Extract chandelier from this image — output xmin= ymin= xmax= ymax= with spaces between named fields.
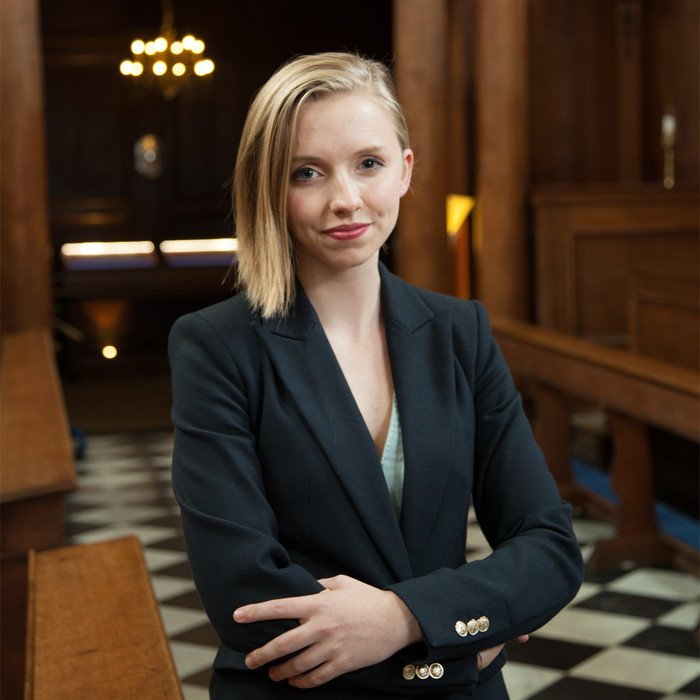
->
xmin=119 ymin=0 xmax=214 ymax=99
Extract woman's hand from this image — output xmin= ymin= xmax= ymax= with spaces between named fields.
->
xmin=478 ymin=634 xmax=530 ymax=671
xmin=233 ymin=574 xmax=422 ymax=688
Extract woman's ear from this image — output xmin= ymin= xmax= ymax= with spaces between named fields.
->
xmin=399 ymin=148 xmax=414 ymax=197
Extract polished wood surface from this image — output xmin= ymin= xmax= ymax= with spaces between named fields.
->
xmin=0 ymin=0 xmax=52 ymax=334
xmin=393 ymin=0 xmax=451 ymax=294
xmin=533 ymin=184 xmax=699 ymax=344
xmin=1 ymin=329 xmax=76 ymax=513
xmin=492 ymin=314 xmax=699 ymax=440
xmin=25 ymin=537 xmax=183 ymax=699
xmin=473 ymin=0 xmax=530 ymax=317
xmin=0 ymin=328 xmax=76 ymax=699
xmin=492 ymin=314 xmax=699 ymax=571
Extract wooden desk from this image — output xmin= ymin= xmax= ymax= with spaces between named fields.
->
xmin=25 ymin=536 xmax=183 ymax=699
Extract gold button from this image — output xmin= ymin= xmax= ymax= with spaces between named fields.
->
xmin=402 ymin=664 xmax=416 ymax=680
xmin=477 ymin=615 xmax=490 ymax=632
xmin=455 ymin=620 xmax=468 ymax=637
xmin=467 ymin=618 xmax=479 ymax=635
xmin=429 ymin=662 xmax=444 ymax=679
xmin=416 ymin=664 xmax=430 ymax=679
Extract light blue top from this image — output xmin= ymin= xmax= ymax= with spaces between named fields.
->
xmin=380 ymin=392 xmax=404 ymax=517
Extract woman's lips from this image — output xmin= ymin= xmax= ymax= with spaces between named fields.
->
xmin=322 ymin=223 xmax=370 ymax=241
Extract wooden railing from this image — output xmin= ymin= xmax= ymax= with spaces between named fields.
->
xmin=491 ymin=315 xmax=700 ymax=573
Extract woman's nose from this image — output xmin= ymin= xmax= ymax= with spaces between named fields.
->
xmin=329 ymin=174 xmax=362 ymax=213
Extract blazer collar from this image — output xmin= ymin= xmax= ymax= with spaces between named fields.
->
xmin=258 ymin=264 xmax=455 ymax=577
xmin=258 ymin=263 xmax=435 ymax=339
xmin=257 ymin=274 xmax=411 ymax=581
xmin=380 ymin=267 xmax=457 ymax=573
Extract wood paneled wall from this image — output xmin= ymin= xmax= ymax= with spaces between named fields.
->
xmin=36 ymin=0 xmax=700 ymax=358
xmin=528 ymin=0 xmax=699 ymax=186
xmin=393 ymin=0 xmax=698 ymax=317
xmin=41 ymin=0 xmax=392 ymax=250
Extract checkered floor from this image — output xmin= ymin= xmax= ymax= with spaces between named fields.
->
xmin=64 ymin=431 xmax=700 ymax=700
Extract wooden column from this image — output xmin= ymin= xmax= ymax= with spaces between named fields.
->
xmin=615 ymin=0 xmax=643 ymax=181
xmin=0 ymin=0 xmax=52 ymax=335
xmin=392 ymin=0 xmax=452 ymax=294
xmin=473 ymin=0 xmax=530 ymax=318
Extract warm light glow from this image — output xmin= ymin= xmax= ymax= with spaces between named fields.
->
xmin=160 ymin=238 xmax=238 ymax=254
xmin=102 ymin=345 xmax=118 ymax=360
xmin=194 ymin=59 xmax=214 ymax=76
xmin=121 ymin=21 xmax=214 ymax=98
xmin=61 ymin=241 xmax=155 ymax=257
xmin=446 ymin=194 xmax=476 ymax=237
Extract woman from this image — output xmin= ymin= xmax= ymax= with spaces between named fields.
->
xmin=169 ymin=52 xmax=584 ymax=699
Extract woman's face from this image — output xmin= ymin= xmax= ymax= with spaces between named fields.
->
xmin=286 ymin=92 xmax=413 ymax=279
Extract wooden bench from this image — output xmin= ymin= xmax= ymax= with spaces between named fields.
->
xmin=1 ymin=328 xmax=78 ymax=698
xmin=25 ymin=536 xmax=184 ymax=699
xmin=491 ymin=315 xmax=700 ymax=573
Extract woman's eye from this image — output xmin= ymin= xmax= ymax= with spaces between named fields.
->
xmin=292 ymin=167 xmax=317 ymax=181
xmin=360 ymin=158 xmax=383 ymax=170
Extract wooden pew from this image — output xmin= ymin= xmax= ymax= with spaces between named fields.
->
xmin=491 ymin=315 xmax=700 ymax=573
xmin=1 ymin=328 xmax=78 ymax=698
xmin=25 ymin=536 xmax=184 ymax=699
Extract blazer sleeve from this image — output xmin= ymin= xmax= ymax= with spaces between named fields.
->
xmin=387 ymin=301 xmax=584 ymax=663
xmin=169 ymin=310 xmax=325 ymax=655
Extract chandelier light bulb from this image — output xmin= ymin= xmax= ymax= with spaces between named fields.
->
xmin=120 ymin=10 xmax=215 ymax=99
xmin=194 ymin=59 xmax=214 ymax=76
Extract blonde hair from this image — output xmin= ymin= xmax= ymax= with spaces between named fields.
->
xmin=233 ymin=52 xmax=409 ymax=318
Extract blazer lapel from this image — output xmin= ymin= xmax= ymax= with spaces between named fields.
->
xmin=380 ymin=266 xmax=457 ymax=573
xmin=256 ymin=286 xmax=412 ymax=582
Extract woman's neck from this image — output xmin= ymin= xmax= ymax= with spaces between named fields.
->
xmin=297 ymin=259 xmax=382 ymax=337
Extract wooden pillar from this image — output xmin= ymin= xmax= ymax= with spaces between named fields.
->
xmin=392 ymin=0 xmax=452 ymax=294
xmin=0 ymin=0 xmax=53 ymax=335
xmin=615 ymin=0 xmax=643 ymax=181
xmin=473 ymin=0 xmax=530 ymax=318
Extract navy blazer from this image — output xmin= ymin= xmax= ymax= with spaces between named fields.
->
xmin=169 ymin=264 xmax=584 ymax=699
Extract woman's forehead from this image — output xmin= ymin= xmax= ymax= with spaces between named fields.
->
xmin=294 ymin=92 xmax=401 ymax=149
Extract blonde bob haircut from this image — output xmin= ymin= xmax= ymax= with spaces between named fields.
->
xmin=233 ymin=51 xmax=409 ymax=318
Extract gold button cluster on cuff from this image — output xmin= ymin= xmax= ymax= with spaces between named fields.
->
xmin=455 ymin=615 xmax=490 ymax=637
xmin=402 ymin=662 xmax=444 ymax=680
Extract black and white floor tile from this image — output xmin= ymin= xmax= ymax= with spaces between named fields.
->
xmin=64 ymin=432 xmax=700 ymax=700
